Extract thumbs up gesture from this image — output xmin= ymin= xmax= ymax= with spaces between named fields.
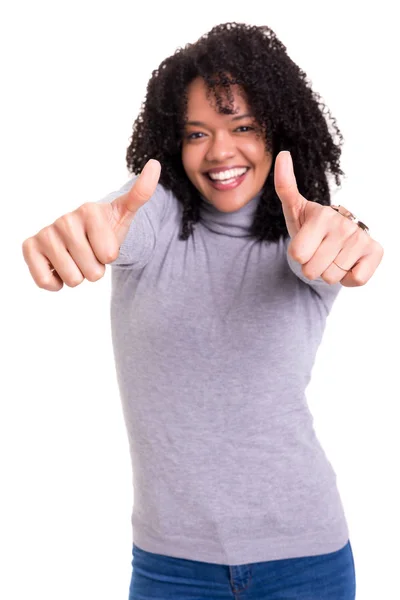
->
xmin=274 ymin=151 xmax=384 ymax=287
xmin=110 ymin=159 xmax=161 ymax=246
xmin=22 ymin=159 xmax=161 ymax=290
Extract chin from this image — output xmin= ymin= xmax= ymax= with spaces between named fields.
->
xmin=220 ymin=201 xmax=247 ymax=212
xmin=205 ymin=193 xmax=253 ymax=212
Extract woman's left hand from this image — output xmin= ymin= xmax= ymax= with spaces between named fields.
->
xmin=274 ymin=151 xmax=384 ymax=287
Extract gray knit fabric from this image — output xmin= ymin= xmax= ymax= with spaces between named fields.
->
xmin=98 ymin=178 xmax=349 ymax=565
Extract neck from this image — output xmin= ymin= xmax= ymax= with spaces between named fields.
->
xmin=198 ymin=192 xmax=262 ymax=237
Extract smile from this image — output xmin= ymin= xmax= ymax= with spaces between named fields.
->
xmin=205 ymin=167 xmax=250 ymax=191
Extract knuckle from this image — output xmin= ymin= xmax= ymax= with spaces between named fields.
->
xmin=339 ymin=218 xmax=356 ymax=237
xmin=105 ymin=246 xmax=119 ymax=263
xmin=352 ymin=273 xmax=367 ymax=286
xmin=38 ymin=225 xmax=56 ymax=245
xmin=86 ymin=265 xmax=105 ymax=282
xmin=301 ymin=266 xmax=316 ymax=280
xmin=349 ymin=222 xmax=359 ymax=236
xmin=21 ymin=237 xmax=33 ymax=260
xmin=54 ymin=212 xmax=76 ymax=236
xmin=37 ymin=275 xmax=56 ymax=289
xmin=290 ymin=247 xmax=306 ymax=264
xmin=77 ymin=202 xmax=96 ymax=219
xmin=375 ymin=241 xmax=384 ymax=257
xmin=331 ymin=210 xmax=357 ymax=237
xmin=354 ymin=227 xmax=367 ymax=243
xmin=21 ymin=237 xmax=31 ymax=250
xmin=322 ymin=273 xmax=338 ymax=285
xmin=66 ymin=275 xmax=84 ymax=288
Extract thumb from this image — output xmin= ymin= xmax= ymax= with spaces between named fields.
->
xmin=111 ymin=159 xmax=161 ymax=244
xmin=274 ymin=151 xmax=306 ymax=238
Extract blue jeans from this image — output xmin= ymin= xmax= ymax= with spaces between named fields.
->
xmin=128 ymin=539 xmax=356 ymax=599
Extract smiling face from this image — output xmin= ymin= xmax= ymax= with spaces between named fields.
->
xmin=181 ymin=77 xmax=273 ymax=212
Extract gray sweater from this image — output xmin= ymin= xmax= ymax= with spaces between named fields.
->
xmin=98 ymin=178 xmax=349 ymax=565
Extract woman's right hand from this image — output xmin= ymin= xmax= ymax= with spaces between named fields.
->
xmin=22 ymin=159 xmax=161 ymax=291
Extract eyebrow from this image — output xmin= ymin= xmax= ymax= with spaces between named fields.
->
xmin=185 ymin=113 xmax=254 ymax=127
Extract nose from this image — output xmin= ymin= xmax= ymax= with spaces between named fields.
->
xmin=205 ymin=132 xmax=236 ymax=163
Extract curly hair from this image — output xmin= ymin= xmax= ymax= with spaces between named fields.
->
xmin=126 ymin=22 xmax=345 ymax=243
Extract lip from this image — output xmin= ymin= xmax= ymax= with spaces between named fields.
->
xmin=204 ymin=165 xmax=250 ymax=174
xmin=204 ymin=168 xmax=249 ymax=191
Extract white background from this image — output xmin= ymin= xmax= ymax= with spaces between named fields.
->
xmin=1 ymin=1 xmax=398 ymax=599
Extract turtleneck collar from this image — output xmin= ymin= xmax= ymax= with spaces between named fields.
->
xmin=198 ymin=191 xmax=263 ymax=237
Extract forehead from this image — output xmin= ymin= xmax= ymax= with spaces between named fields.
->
xmin=185 ymin=77 xmax=249 ymax=119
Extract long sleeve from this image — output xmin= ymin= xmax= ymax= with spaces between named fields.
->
xmin=107 ymin=188 xmax=350 ymax=565
xmin=97 ymin=176 xmax=170 ymax=269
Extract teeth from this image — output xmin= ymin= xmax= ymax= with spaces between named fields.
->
xmin=208 ymin=167 xmax=248 ymax=181
xmin=215 ymin=177 xmax=237 ymax=185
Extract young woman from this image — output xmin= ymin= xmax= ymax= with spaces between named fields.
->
xmin=23 ymin=22 xmax=383 ymax=600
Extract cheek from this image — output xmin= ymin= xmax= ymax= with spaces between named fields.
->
xmin=254 ymin=145 xmax=273 ymax=170
xmin=181 ymin=147 xmax=199 ymax=176
xmin=240 ymin=140 xmax=268 ymax=164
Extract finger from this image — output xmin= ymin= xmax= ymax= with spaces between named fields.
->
xmin=112 ymin=159 xmax=161 ymax=241
xmin=84 ymin=205 xmax=120 ymax=265
xmin=287 ymin=209 xmax=327 ymax=265
xmin=22 ymin=237 xmax=64 ymax=291
xmin=330 ymin=228 xmax=371 ymax=269
xmin=53 ymin=212 xmax=107 ymax=282
xmin=336 ymin=251 xmax=380 ymax=287
xmin=299 ymin=224 xmax=364 ymax=281
xmin=36 ymin=226 xmax=85 ymax=288
xmin=327 ymin=238 xmax=383 ymax=287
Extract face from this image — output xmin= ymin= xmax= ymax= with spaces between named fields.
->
xmin=181 ymin=77 xmax=273 ymax=212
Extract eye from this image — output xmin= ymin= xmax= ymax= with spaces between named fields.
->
xmin=185 ymin=126 xmax=254 ymax=140
xmin=186 ymin=132 xmax=205 ymax=140
xmin=235 ymin=126 xmax=254 ymax=132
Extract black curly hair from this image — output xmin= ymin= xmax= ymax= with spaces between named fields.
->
xmin=126 ymin=22 xmax=345 ymax=243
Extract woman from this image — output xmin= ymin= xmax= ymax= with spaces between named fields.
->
xmin=23 ymin=22 xmax=383 ymax=600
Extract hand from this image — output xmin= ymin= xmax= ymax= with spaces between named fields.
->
xmin=22 ymin=159 xmax=161 ymax=291
xmin=274 ymin=151 xmax=384 ymax=287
